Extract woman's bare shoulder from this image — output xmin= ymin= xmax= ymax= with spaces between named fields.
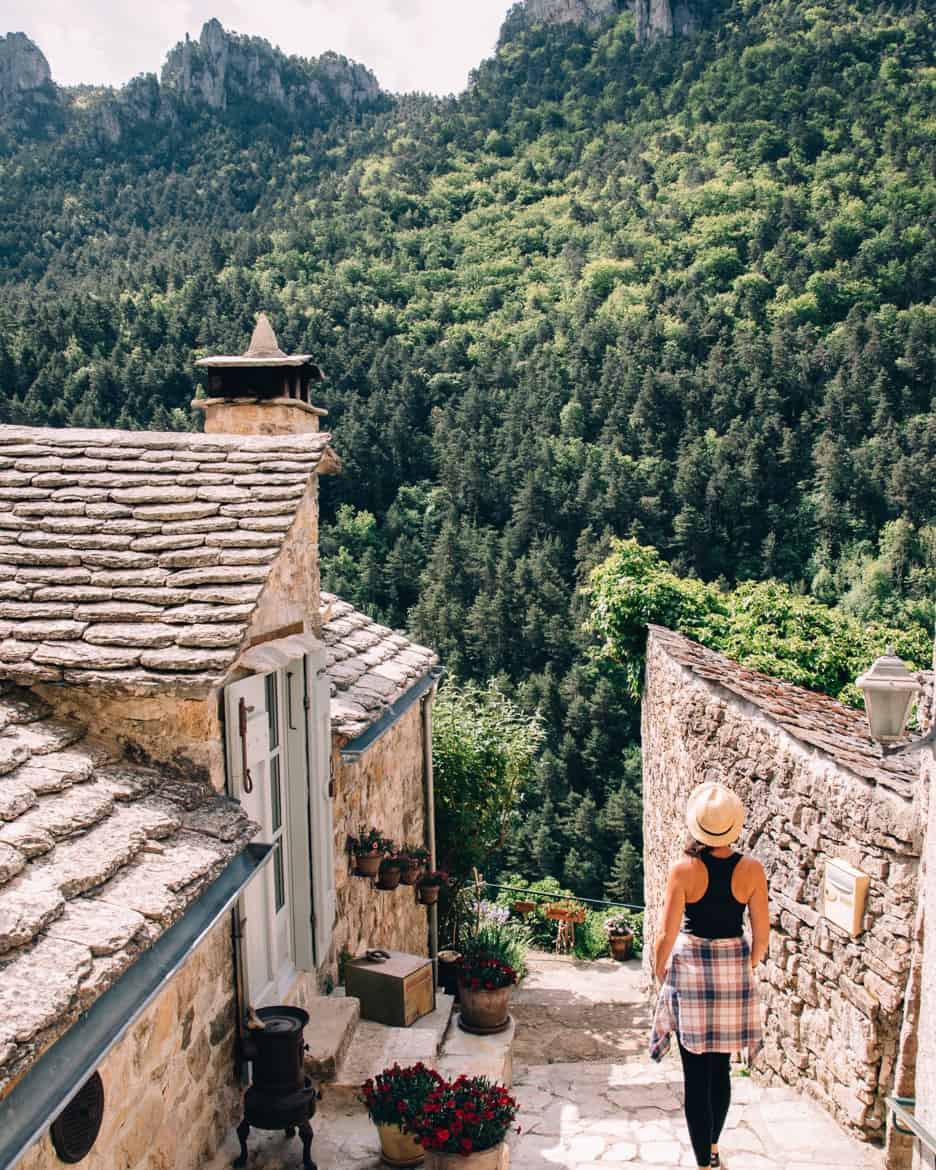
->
xmin=669 ymin=855 xmax=701 ymax=884
xmin=736 ymin=855 xmax=767 ymax=884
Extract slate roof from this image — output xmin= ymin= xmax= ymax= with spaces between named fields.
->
xmin=649 ymin=625 xmax=919 ymax=799
xmin=0 ymin=426 xmax=338 ymax=696
xmin=321 ymin=593 xmax=438 ymax=739
xmin=0 ymin=682 xmax=254 ymax=1097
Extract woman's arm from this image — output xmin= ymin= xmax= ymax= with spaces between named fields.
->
xmin=654 ymin=864 xmax=687 ymax=981
xmin=747 ymin=859 xmax=770 ymax=968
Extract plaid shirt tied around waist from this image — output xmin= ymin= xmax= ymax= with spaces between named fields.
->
xmin=650 ymin=933 xmax=762 ymax=1063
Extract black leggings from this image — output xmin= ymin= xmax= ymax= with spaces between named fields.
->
xmin=678 ymin=1042 xmax=731 ymax=1167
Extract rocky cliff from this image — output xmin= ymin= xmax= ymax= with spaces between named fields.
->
xmin=160 ymin=19 xmax=379 ymax=114
xmin=507 ymin=0 xmax=706 ymax=43
xmin=0 ymin=32 xmax=52 ymax=104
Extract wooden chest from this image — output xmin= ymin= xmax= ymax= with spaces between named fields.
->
xmin=345 ymin=951 xmax=435 ymax=1027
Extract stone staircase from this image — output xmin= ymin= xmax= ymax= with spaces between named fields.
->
xmin=305 ymin=984 xmax=516 ymax=1096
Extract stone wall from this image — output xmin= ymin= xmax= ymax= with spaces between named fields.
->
xmin=911 ymin=649 xmax=935 ymax=1170
xmin=19 ymin=916 xmax=239 ymax=1170
xmin=642 ymin=629 xmax=922 ymax=1145
xmin=245 ymin=477 xmax=321 ymax=645
xmin=326 ymin=701 xmax=429 ymax=981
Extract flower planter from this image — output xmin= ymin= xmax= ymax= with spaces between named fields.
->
xmin=417 ymin=884 xmax=441 ymax=905
xmin=545 ymin=904 xmax=585 ymax=924
xmin=400 ymin=863 xmax=424 ymax=887
xmin=425 ymin=1143 xmax=505 ymax=1170
xmin=378 ymin=1123 xmax=425 ymax=1168
xmin=377 ymin=865 xmax=403 ymax=891
xmin=511 ymin=900 xmax=535 ymax=915
xmin=458 ymin=979 xmax=512 ymax=1033
xmin=609 ymin=932 xmax=634 ymax=961
xmin=355 ymin=853 xmax=382 ymax=879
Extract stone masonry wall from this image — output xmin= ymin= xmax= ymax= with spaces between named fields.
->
xmin=326 ymin=701 xmax=429 ymax=982
xmin=19 ymin=916 xmax=239 ymax=1170
xmin=912 ymin=654 xmax=935 ymax=1170
xmin=642 ymin=632 xmax=922 ymax=1144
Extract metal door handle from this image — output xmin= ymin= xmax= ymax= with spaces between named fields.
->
xmin=238 ymin=697 xmax=255 ymax=793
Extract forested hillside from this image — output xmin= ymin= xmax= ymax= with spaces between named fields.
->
xmin=1 ymin=0 xmax=934 ymax=900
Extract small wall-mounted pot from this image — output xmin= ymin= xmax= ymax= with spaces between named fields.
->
xmin=377 ymin=859 xmax=404 ymax=891
xmin=355 ymin=853 xmax=382 ymax=879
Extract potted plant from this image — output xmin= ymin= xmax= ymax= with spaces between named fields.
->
xmin=605 ymin=912 xmax=635 ymax=961
xmin=457 ymin=953 xmax=517 ymax=1033
xmin=361 ymin=1062 xmax=443 ymax=1168
xmin=511 ymin=900 xmax=536 ymax=915
xmin=400 ymin=845 xmax=431 ymax=886
xmin=348 ymin=827 xmax=394 ymax=878
xmin=377 ymin=855 xmax=405 ymax=891
xmin=411 ymin=1074 xmax=519 ymax=1170
xmin=545 ymin=899 xmax=586 ymax=924
xmin=417 ymin=871 xmax=448 ymax=905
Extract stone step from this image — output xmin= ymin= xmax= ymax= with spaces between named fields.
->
xmin=436 ymin=1009 xmax=516 ymax=1088
xmin=303 ymin=993 xmax=361 ymax=1081
xmin=328 ymin=991 xmax=455 ymax=1099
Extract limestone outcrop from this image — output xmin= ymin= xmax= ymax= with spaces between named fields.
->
xmin=507 ymin=0 xmax=706 ymax=43
xmin=160 ymin=19 xmax=380 ymax=114
xmin=0 ymin=32 xmax=51 ymax=105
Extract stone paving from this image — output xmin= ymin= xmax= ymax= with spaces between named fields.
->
xmin=206 ymin=950 xmax=886 ymax=1170
xmin=508 ymin=952 xmax=885 ymax=1170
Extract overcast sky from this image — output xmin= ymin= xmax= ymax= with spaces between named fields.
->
xmin=4 ymin=0 xmax=513 ymax=95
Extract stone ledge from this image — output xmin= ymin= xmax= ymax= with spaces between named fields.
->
xmin=304 ymin=993 xmax=361 ymax=1082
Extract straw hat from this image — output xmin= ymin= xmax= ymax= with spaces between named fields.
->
xmin=686 ymin=781 xmax=744 ymax=847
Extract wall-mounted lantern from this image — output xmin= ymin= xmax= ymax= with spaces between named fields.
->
xmin=857 ymin=647 xmax=932 ymax=757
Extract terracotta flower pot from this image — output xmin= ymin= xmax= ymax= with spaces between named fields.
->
xmin=458 ymin=980 xmax=512 ymax=1032
xmin=378 ymin=1123 xmax=424 ymax=1168
xmin=417 ymin=884 xmax=440 ymax=905
xmin=424 ymin=1143 xmax=504 ymax=1170
xmin=400 ymin=862 xmax=424 ymax=886
xmin=609 ymin=932 xmax=634 ymax=961
xmin=377 ymin=862 xmax=403 ymax=891
xmin=355 ymin=853 xmax=382 ymax=878
xmin=512 ymin=900 xmax=535 ymax=915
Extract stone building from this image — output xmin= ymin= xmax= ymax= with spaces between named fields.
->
xmin=0 ymin=318 xmax=439 ymax=1170
xmin=641 ymin=625 xmax=929 ymax=1168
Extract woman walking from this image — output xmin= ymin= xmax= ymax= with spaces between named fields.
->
xmin=650 ymin=782 xmax=769 ymax=1170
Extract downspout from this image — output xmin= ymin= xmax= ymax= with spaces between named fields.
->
xmin=422 ymin=671 xmax=442 ymax=986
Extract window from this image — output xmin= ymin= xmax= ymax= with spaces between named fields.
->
xmin=225 ymin=646 xmax=335 ymax=1005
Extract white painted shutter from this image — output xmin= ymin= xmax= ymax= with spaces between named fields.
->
xmin=306 ymin=646 xmax=337 ymax=964
xmin=224 ymin=672 xmax=279 ymax=1003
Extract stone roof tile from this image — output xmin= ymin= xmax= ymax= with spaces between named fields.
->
xmin=648 ymin=625 xmax=918 ymax=797
xmin=321 ymin=592 xmax=438 ymax=739
xmin=0 ymin=681 xmax=255 ymax=1097
xmin=0 ymin=425 xmax=337 ymax=696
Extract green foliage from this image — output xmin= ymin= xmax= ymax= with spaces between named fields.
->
xmin=460 ymin=922 xmax=532 ymax=980
xmin=432 ymin=682 xmax=544 ymax=881
xmin=589 ymin=539 xmax=932 ymax=705
xmin=572 ymin=911 xmax=610 ymax=960
xmin=2 ymin=0 xmax=934 ymax=909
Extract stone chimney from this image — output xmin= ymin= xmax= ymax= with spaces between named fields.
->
xmin=194 ymin=314 xmax=327 ymax=435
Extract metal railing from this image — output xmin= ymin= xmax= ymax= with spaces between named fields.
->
xmin=479 ymin=880 xmax=644 ymax=913
xmin=889 ymin=1096 xmax=936 ymax=1157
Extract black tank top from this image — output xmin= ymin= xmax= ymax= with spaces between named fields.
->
xmin=683 ymin=851 xmax=745 ymax=939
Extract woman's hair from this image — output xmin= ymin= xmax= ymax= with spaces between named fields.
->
xmin=684 ymin=835 xmax=712 ymax=857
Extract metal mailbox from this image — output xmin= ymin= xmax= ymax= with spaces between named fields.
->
xmin=823 ymin=858 xmax=870 ymax=937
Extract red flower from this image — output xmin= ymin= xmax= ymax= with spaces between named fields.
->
xmin=461 ymin=1139 xmax=474 ymax=1152
xmin=436 ymin=1129 xmax=450 ymax=1143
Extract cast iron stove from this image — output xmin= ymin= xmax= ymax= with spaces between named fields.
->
xmin=234 ymin=1005 xmax=319 ymax=1169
